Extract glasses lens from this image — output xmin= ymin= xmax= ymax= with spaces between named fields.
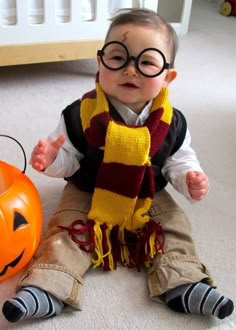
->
xmin=138 ymin=49 xmax=165 ymax=77
xmin=101 ymin=42 xmax=128 ymax=70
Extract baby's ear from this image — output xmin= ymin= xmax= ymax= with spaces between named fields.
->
xmin=97 ymin=56 xmax=101 ymax=67
xmin=164 ymin=69 xmax=177 ymax=85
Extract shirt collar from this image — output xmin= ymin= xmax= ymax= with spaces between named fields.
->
xmin=108 ymin=97 xmax=152 ymax=126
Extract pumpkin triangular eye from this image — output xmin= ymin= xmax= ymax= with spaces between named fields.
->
xmin=13 ymin=212 xmax=28 ymax=231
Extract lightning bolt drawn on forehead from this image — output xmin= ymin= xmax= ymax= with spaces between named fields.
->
xmin=122 ymin=31 xmax=129 ymax=42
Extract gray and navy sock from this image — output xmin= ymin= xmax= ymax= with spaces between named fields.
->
xmin=165 ymin=282 xmax=234 ymax=319
xmin=2 ymin=286 xmax=64 ymax=323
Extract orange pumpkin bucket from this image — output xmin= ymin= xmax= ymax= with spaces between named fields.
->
xmin=0 ymin=135 xmax=42 ymax=281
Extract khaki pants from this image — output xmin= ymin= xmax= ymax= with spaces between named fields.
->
xmin=19 ymin=182 xmax=215 ymax=309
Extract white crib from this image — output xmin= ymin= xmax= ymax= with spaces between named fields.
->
xmin=0 ymin=0 xmax=192 ymax=67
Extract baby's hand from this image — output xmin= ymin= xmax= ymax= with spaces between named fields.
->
xmin=186 ymin=171 xmax=209 ymax=201
xmin=30 ymin=134 xmax=66 ymax=172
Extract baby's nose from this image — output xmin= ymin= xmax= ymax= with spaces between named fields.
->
xmin=123 ymin=60 xmax=138 ymax=76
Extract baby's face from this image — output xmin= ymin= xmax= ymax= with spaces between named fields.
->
xmin=97 ymin=24 xmax=176 ymax=114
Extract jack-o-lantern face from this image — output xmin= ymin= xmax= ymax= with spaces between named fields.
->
xmin=0 ymin=161 xmax=42 ymax=281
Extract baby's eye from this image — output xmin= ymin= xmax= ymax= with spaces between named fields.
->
xmin=141 ymin=60 xmax=153 ymax=66
xmin=111 ymin=55 xmax=125 ymax=62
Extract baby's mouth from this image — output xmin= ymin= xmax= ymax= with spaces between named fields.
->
xmin=121 ymin=83 xmax=138 ymax=88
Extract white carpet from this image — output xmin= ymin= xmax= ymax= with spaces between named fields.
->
xmin=0 ymin=0 xmax=236 ymax=329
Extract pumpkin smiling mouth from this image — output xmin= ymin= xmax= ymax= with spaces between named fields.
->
xmin=0 ymin=250 xmax=24 ymax=277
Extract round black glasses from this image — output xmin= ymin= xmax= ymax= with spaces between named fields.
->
xmin=97 ymin=41 xmax=170 ymax=78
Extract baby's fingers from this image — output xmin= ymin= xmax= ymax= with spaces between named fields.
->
xmin=51 ymin=135 xmax=66 ymax=151
xmin=30 ymin=154 xmax=46 ymax=171
xmin=189 ymin=188 xmax=207 ymax=201
xmin=30 ymin=140 xmax=48 ymax=165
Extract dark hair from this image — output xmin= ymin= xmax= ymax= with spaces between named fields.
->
xmin=105 ymin=8 xmax=178 ymax=68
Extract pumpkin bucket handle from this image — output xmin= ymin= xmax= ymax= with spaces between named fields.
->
xmin=0 ymin=134 xmax=27 ymax=174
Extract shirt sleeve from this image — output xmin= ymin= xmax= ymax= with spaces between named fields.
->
xmin=161 ymin=128 xmax=204 ymax=200
xmin=43 ymin=116 xmax=84 ymax=178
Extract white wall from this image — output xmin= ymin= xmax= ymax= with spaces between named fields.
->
xmin=158 ymin=0 xmax=183 ymax=22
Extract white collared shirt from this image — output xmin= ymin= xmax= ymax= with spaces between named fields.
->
xmin=45 ymin=98 xmax=203 ymax=201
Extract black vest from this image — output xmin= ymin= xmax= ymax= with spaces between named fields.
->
xmin=62 ymin=98 xmax=187 ymax=192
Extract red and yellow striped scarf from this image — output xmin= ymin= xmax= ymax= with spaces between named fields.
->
xmin=60 ymin=80 xmax=173 ymax=271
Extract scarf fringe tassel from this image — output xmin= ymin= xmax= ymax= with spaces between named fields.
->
xmin=58 ymin=219 xmax=165 ymax=271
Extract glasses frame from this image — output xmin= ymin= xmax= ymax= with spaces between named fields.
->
xmin=97 ymin=41 xmax=170 ymax=78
